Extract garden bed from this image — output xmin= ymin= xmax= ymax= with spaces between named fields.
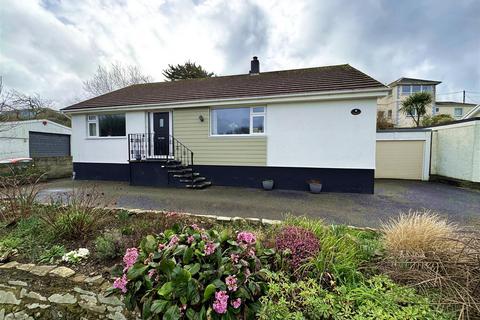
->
xmin=0 ymin=181 xmax=479 ymax=319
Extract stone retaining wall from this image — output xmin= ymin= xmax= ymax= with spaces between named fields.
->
xmin=0 ymin=261 xmax=137 ymax=319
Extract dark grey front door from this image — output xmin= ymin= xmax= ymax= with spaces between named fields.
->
xmin=153 ymin=112 xmax=170 ymax=156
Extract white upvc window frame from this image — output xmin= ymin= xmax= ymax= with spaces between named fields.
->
xmin=87 ymin=115 xmax=98 ymax=137
xmin=210 ymin=106 xmax=266 ymax=137
xmin=454 ymin=107 xmax=463 ymax=117
xmin=86 ymin=113 xmax=127 ymax=138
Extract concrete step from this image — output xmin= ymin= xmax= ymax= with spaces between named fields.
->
xmin=185 ymin=181 xmax=212 ymax=189
xmin=179 ymin=176 xmax=206 ymax=183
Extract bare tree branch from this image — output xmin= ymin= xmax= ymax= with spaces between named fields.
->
xmin=82 ymin=63 xmax=152 ymax=97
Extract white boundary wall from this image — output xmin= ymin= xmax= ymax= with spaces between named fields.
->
xmin=431 ymin=120 xmax=480 ymax=182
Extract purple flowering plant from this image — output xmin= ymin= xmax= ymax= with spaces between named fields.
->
xmin=113 ymin=224 xmax=274 ymax=319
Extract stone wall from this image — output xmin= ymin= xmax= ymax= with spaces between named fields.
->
xmin=33 ymin=156 xmax=72 ymax=180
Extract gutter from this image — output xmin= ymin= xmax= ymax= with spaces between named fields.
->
xmin=61 ymin=87 xmax=390 ymax=114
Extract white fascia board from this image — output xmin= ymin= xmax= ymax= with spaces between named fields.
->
xmin=63 ymin=87 xmax=389 ymax=114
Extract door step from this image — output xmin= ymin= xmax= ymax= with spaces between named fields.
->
xmin=168 ymin=168 xmax=193 ymax=174
xmin=173 ymin=172 xmax=200 ymax=178
xmin=185 ymin=181 xmax=212 ymax=189
xmin=179 ymin=176 xmax=206 ymax=183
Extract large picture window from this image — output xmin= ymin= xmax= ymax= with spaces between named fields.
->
xmin=211 ymin=107 xmax=265 ymax=135
xmin=87 ymin=114 xmax=126 ymax=137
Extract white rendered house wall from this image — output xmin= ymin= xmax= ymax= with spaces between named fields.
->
xmin=71 ymin=111 xmax=146 ymax=164
xmin=266 ymin=98 xmax=377 ymax=169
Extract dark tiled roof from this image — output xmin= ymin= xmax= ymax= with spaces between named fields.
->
xmin=388 ymin=77 xmax=442 ymax=87
xmin=63 ymin=64 xmax=386 ymax=111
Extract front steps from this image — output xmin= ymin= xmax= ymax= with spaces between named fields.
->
xmin=165 ymin=160 xmax=212 ymax=189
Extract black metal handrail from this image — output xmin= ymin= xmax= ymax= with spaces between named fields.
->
xmin=128 ymin=133 xmax=194 ymax=167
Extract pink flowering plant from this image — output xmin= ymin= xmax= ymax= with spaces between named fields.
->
xmin=113 ymin=224 xmax=274 ymax=319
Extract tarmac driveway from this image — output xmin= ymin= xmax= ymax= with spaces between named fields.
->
xmin=38 ymin=179 xmax=480 ymax=228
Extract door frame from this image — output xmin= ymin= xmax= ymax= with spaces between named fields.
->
xmin=148 ymin=110 xmax=173 ymax=158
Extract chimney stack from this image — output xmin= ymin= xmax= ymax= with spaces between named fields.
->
xmin=249 ymin=56 xmax=260 ymax=74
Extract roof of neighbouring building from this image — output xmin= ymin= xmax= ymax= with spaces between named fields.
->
xmin=436 ymin=101 xmax=477 ymax=107
xmin=62 ymin=64 xmax=387 ymax=111
xmin=388 ymin=77 xmax=442 ymax=87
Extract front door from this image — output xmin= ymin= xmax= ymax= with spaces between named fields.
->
xmin=153 ymin=112 xmax=170 ymax=156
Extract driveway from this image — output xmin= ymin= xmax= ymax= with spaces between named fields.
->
xmin=38 ymin=179 xmax=480 ymax=228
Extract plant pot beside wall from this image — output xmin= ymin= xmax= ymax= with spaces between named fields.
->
xmin=307 ymin=180 xmax=322 ymax=194
xmin=262 ymin=179 xmax=274 ymax=190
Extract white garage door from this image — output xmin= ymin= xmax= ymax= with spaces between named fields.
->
xmin=376 ymin=140 xmax=425 ymax=180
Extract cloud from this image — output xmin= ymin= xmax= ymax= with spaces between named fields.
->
xmin=1 ymin=0 xmax=479 ymax=107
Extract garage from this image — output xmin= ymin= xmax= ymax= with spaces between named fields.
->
xmin=376 ymin=130 xmax=431 ymax=181
xmin=29 ymin=131 xmax=71 ymax=157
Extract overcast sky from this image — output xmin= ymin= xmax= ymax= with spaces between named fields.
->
xmin=1 ymin=0 xmax=479 ymax=107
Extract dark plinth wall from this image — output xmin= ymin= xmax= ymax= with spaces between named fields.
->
xmin=194 ymin=165 xmax=374 ymax=194
xmin=73 ymin=162 xmax=374 ymax=194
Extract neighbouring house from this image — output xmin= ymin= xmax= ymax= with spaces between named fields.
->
xmin=435 ymin=101 xmax=477 ymax=120
xmin=0 ymin=119 xmax=71 ymax=159
xmin=377 ymin=77 xmax=441 ymax=127
xmin=62 ymin=58 xmax=389 ymax=193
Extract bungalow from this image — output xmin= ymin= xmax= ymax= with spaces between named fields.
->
xmin=62 ymin=58 xmax=389 ymax=193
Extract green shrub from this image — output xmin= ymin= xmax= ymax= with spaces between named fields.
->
xmin=258 ymin=272 xmax=453 ymax=320
xmin=284 ymin=216 xmax=382 ymax=285
xmin=38 ymin=245 xmax=66 ymax=264
xmin=40 ymin=187 xmax=107 ymax=240
xmin=112 ymin=224 xmax=274 ymax=319
xmin=94 ymin=231 xmax=122 ymax=260
xmin=0 ymin=217 xmax=53 ymax=261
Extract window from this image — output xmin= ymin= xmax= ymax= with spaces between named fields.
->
xmin=401 ymin=85 xmax=434 ymax=96
xmin=87 ymin=115 xmax=97 ymax=137
xmin=401 ymin=85 xmax=411 ymax=95
xmin=435 ymin=107 xmax=440 ymax=113
xmin=422 ymin=85 xmax=433 ymax=92
xmin=251 ymin=107 xmax=265 ymax=133
xmin=387 ymin=110 xmax=392 ymax=119
xmin=87 ymin=114 xmax=126 ymax=137
xmin=412 ymin=85 xmax=421 ymax=93
xmin=211 ymin=107 xmax=265 ymax=135
xmin=454 ymin=108 xmax=463 ymax=117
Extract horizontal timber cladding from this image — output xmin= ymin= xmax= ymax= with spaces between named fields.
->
xmin=194 ymin=165 xmax=374 ymax=194
xmin=73 ymin=162 xmax=130 ymax=181
xmin=172 ymin=107 xmax=267 ymax=166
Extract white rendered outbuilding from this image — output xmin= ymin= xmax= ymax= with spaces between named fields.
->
xmin=0 ymin=120 xmax=71 ymax=160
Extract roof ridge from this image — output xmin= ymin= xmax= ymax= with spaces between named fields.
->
xmin=132 ymin=63 xmax=353 ymax=86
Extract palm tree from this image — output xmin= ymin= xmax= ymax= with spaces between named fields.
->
xmin=400 ymin=92 xmax=433 ymax=127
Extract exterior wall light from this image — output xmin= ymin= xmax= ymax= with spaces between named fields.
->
xmin=198 ymin=115 xmax=204 ymax=122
